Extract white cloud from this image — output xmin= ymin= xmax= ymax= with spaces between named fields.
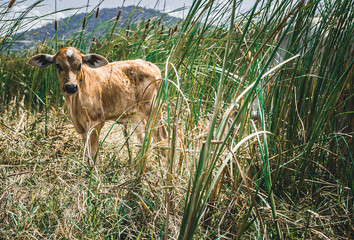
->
xmin=54 ymin=12 xmax=66 ymax=20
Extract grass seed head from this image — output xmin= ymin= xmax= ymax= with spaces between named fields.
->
xmin=7 ymin=0 xmax=15 ymax=8
xmin=82 ymin=16 xmax=87 ymax=29
xmin=116 ymin=9 xmax=122 ymax=22
xmin=126 ymin=25 xmax=130 ymax=37
xmin=145 ymin=19 xmax=151 ymax=30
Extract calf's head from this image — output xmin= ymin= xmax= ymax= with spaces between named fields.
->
xmin=27 ymin=47 xmax=109 ymax=95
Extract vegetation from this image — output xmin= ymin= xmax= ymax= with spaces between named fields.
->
xmin=0 ymin=0 xmax=353 ymax=239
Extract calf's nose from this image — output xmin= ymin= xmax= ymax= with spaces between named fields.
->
xmin=63 ymin=84 xmax=78 ymax=94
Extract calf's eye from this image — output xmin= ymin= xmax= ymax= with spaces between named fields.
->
xmin=56 ymin=64 xmax=63 ymax=72
xmin=77 ymin=63 xmax=82 ymax=71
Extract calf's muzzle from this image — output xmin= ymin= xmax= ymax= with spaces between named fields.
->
xmin=63 ymin=83 xmax=78 ymax=94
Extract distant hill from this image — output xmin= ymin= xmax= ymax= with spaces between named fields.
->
xmin=13 ymin=5 xmax=180 ymax=49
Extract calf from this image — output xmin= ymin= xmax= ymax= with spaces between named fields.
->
xmin=28 ymin=47 xmax=166 ymax=164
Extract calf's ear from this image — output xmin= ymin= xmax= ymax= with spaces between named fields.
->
xmin=82 ymin=54 xmax=109 ymax=68
xmin=27 ymin=54 xmax=54 ymax=68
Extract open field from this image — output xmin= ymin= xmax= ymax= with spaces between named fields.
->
xmin=0 ymin=0 xmax=353 ymax=239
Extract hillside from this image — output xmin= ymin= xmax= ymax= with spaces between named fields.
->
xmin=14 ymin=5 xmax=180 ymax=49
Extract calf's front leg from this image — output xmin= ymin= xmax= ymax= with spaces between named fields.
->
xmin=82 ymin=123 xmax=103 ymax=167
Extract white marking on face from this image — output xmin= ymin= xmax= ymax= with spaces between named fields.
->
xmin=66 ymin=49 xmax=73 ymax=57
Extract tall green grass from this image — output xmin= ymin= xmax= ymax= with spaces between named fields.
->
xmin=0 ymin=0 xmax=353 ymax=239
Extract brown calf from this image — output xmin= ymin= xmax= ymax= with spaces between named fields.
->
xmin=28 ymin=47 xmax=166 ymax=163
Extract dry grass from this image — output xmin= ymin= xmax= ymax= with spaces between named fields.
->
xmin=1 ymin=104 xmax=352 ymax=239
xmin=0 ymin=104 xmax=184 ymax=239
